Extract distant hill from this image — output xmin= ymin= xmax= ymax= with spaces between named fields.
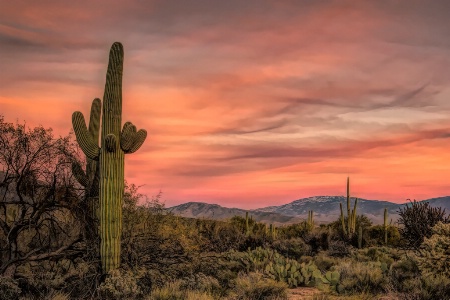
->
xmin=169 ymin=196 xmax=450 ymax=225
xmin=168 ymin=202 xmax=303 ymax=225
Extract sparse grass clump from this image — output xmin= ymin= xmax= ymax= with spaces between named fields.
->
xmin=228 ymin=272 xmax=288 ymax=300
xmin=147 ymin=281 xmax=215 ymax=300
xmin=334 ymin=260 xmax=388 ymax=294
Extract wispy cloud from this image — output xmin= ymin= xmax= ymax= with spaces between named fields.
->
xmin=1 ymin=0 xmax=450 ymax=208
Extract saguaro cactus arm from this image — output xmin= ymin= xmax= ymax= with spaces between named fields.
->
xmin=105 ymin=134 xmax=118 ymax=152
xmin=71 ymin=161 xmax=88 ymax=187
xmin=72 ymin=112 xmax=100 ymax=160
xmin=120 ymin=121 xmax=147 ymax=154
xmin=88 ymin=98 xmax=101 ymax=140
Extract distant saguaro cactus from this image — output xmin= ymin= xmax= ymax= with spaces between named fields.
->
xmin=307 ymin=210 xmax=314 ymax=231
xmin=72 ymin=42 xmax=147 ymax=273
xmin=340 ymin=177 xmax=358 ymax=238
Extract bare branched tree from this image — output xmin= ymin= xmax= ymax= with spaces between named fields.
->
xmin=0 ymin=116 xmax=85 ymax=277
xmin=398 ymin=199 xmax=449 ymax=249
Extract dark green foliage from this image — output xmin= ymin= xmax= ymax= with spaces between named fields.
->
xmin=0 ymin=277 xmax=21 ymax=300
xmin=277 ymin=221 xmax=310 ymax=240
xmin=365 ymin=225 xmax=402 ymax=247
xmin=271 ymin=238 xmax=311 ymax=259
xmin=329 ymin=214 xmax=372 ymax=248
xmin=389 ymin=257 xmax=420 ymax=293
xmin=303 ymin=227 xmax=333 ymax=254
xmin=398 ymin=200 xmax=449 ymax=248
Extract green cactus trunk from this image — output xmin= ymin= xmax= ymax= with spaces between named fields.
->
xmin=341 ymin=177 xmax=358 ymax=239
xmin=99 ymin=42 xmax=125 ymax=273
xmin=72 ymin=42 xmax=147 ymax=273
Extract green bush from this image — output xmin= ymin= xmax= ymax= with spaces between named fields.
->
xmin=303 ymin=227 xmax=332 ymax=254
xmin=97 ymin=269 xmax=142 ymax=300
xmin=277 ymin=222 xmax=309 ymax=240
xmin=178 ymin=273 xmax=221 ymax=294
xmin=365 ymin=225 xmax=402 ymax=247
xmin=228 ymin=272 xmax=287 ymax=300
xmin=416 ymin=222 xmax=450 ymax=276
xmin=0 ymin=277 xmax=21 ymax=300
xmin=396 ymin=274 xmax=450 ymax=300
xmin=327 ymin=240 xmax=351 ymax=257
xmin=314 ymin=253 xmax=338 ymax=272
xmin=335 ymin=260 xmax=388 ymax=294
xmin=271 ymin=238 xmax=311 ymax=259
xmin=389 ymin=256 xmax=420 ymax=293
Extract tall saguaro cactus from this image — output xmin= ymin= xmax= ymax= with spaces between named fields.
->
xmin=72 ymin=42 xmax=147 ymax=273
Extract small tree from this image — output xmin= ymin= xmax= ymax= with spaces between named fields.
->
xmin=0 ymin=116 xmax=84 ymax=277
xmin=397 ymin=199 xmax=449 ymax=249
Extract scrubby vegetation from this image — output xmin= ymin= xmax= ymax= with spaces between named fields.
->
xmin=1 ymin=113 xmax=449 ymax=299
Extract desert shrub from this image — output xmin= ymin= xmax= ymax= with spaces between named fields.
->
xmin=365 ymin=225 xmax=402 ymax=247
xmin=416 ymin=222 xmax=450 ymax=276
xmin=389 ymin=256 xmax=420 ymax=293
xmin=271 ymin=238 xmax=311 ymax=259
xmin=303 ymin=227 xmax=332 ymax=254
xmin=15 ymin=258 xmax=99 ymax=299
xmin=240 ymin=234 xmax=267 ymax=251
xmin=147 ymin=280 xmax=214 ymax=300
xmin=335 ymin=260 xmax=388 ymax=294
xmin=0 ymin=276 xmax=21 ymax=300
xmin=327 ymin=240 xmax=351 ymax=257
xmin=178 ymin=273 xmax=221 ymax=294
xmin=277 ymin=222 xmax=310 ymax=239
xmin=397 ymin=200 xmax=449 ymax=249
xmin=314 ymin=253 xmax=338 ymax=272
xmin=46 ymin=291 xmax=70 ymax=300
xmin=228 ymin=272 xmax=287 ymax=300
xmin=199 ymin=219 xmax=247 ymax=252
xmin=353 ymin=247 xmax=398 ymax=268
xmin=97 ymin=269 xmax=142 ymax=300
xmin=396 ymin=274 xmax=450 ymax=300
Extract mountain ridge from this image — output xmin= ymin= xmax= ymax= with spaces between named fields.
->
xmin=169 ymin=195 xmax=450 ymax=225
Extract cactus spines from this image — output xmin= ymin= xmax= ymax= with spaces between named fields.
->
xmin=72 ymin=42 xmax=147 ymax=273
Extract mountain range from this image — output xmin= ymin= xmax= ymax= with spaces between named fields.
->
xmin=169 ymin=196 xmax=450 ymax=225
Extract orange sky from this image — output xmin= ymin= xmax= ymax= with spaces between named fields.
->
xmin=1 ymin=1 xmax=450 ymax=208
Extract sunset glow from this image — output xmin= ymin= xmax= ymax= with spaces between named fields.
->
xmin=2 ymin=1 xmax=450 ymax=208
